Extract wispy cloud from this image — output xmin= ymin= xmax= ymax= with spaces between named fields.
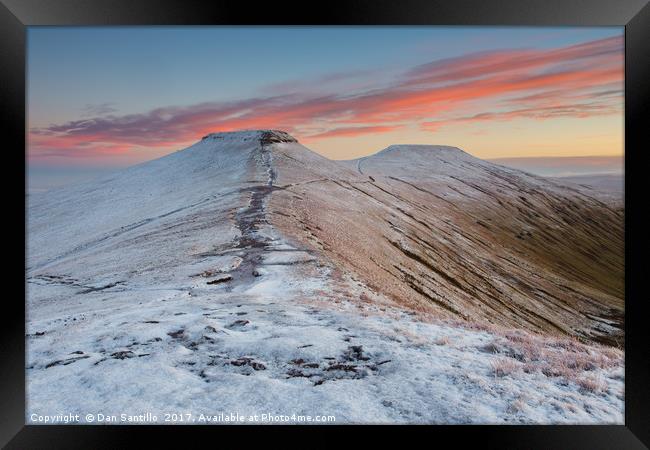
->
xmin=81 ymin=102 xmax=118 ymax=117
xmin=29 ymin=35 xmax=623 ymax=161
xmin=258 ymin=69 xmax=381 ymax=95
xmin=422 ymin=100 xmax=621 ymax=132
xmin=403 ymin=36 xmax=621 ymax=86
xmin=303 ymin=125 xmax=403 ymax=140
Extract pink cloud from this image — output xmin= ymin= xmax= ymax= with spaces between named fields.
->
xmin=404 ymin=36 xmax=622 ymax=86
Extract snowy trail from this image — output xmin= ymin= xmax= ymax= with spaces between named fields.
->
xmin=229 ymin=135 xmax=316 ymax=288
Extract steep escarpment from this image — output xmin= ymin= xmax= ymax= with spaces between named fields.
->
xmin=267 ymin=143 xmax=624 ymax=345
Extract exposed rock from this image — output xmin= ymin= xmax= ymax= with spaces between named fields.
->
xmin=167 ymin=329 xmax=185 ymax=339
xmin=225 ymin=320 xmax=250 ymax=330
xmin=111 ymin=350 xmax=135 ymax=360
xmin=230 ymin=357 xmax=266 ymax=370
xmin=206 ymin=274 xmax=233 ymax=285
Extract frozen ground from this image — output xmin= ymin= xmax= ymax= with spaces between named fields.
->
xmin=26 ymin=267 xmax=624 ymax=424
xmin=26 ymin=131 xmax=623 ymax=424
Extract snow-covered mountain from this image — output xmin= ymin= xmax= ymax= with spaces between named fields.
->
xmin=26 ymin=130 xmax=624 ymax=424
xmin=282 ymin=142 xmax=623 ymax=344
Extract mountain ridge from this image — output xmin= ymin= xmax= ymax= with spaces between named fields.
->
xmin=28 ymin=131 xmax=624 ymax=345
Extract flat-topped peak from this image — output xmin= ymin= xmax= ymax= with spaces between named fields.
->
xmin=201 ymin=129 xmax=297 ymax=145
xmin=359 ymin=144 xmax=473 ymax=163
xmin=380 ymin=144 xmax=464 ymax=154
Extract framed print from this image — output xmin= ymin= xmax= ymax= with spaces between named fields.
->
xmin=1 ymin=0 xmax=649 ymax=447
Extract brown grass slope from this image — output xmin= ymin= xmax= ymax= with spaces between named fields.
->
xmin=265 ymin=139 xmax=623 ymax=346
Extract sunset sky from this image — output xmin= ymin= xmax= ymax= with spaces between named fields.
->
xmin=27 ymin=27 xmax=624 ymax=190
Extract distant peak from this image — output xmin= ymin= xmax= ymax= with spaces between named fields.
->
xmin=201 ymin=130 xmax=297 ymax=145
xmin=363 ymin=144 xmax=469 ymax=159
xmin=383 ymin=144 xmax=463 ymax=153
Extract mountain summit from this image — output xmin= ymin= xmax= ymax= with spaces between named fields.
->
xmin=201 ymin=129 xmax=298 ymax=144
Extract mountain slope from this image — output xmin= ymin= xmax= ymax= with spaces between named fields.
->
xmin=551 ymin=174 xmax=624 ymax=208
xmin=270 ymin=143 xmax=624 ymax=345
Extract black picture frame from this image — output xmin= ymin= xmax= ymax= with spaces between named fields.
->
xmin=2 ymin=0 xmax=648 ymax=447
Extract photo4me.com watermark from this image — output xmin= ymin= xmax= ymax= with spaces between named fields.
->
xmin=29 ymin=412 xmax=337 ymax=424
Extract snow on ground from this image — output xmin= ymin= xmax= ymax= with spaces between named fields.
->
xmin=26 ymin=131 xmax=623 ymax=424
xmin=26 ymin=243 xmax=624 ymax=424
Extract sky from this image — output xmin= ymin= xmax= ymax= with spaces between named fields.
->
xmin=27 ymin=26 xmax=624 ymax=191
